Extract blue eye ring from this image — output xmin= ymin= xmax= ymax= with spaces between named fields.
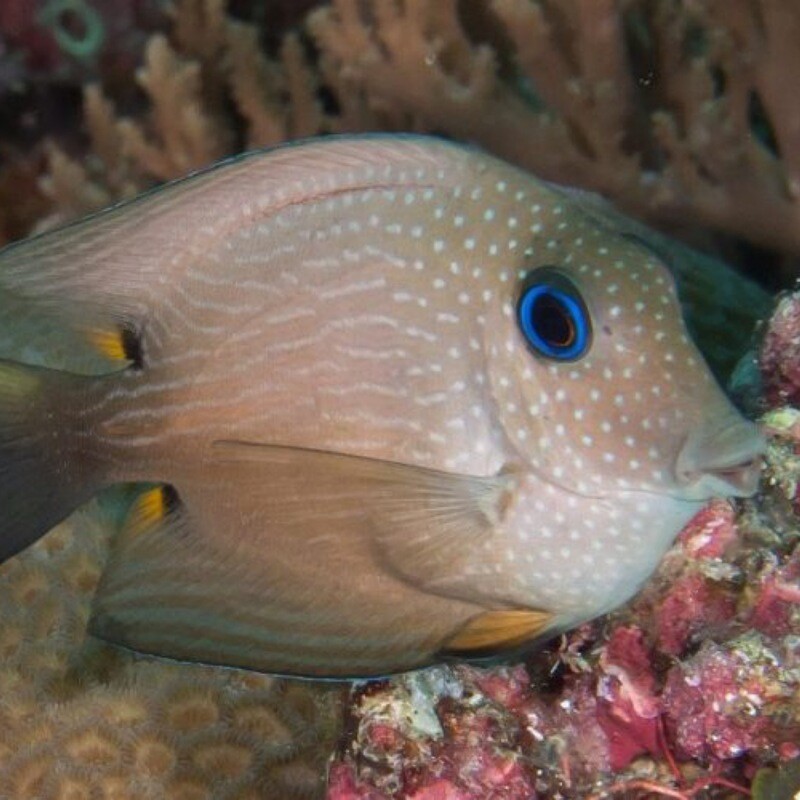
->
xmin=517 ymin=269 xmax=591 ymax=361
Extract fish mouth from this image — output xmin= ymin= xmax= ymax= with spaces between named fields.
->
xmin=674 ymin=417 xmax=765 ymax=500
xmin=517 ymin=415 xmax=764 ymax=503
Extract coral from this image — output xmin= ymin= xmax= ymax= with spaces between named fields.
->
xmin=654 ymin=570 xmax=737 ymax=657
xmin=0 ymin=0 xmax=167 ymax=238
xmin=309 ymin=0 xmax=800 ymax=265
xmin=327 ymin=667 xmax=543 ymax=800
xmin=595 ymin=627 xmax=662 ymax=770
xmin=662 ymin=633 xmax=799 ymax=763
xmin=0 ymin=0 xmax=164 ymax=78
xmin=0 ymin=500 xmax=344 ymax=799
xmin=761 ymin=290 xmax=800 ymax=410
xmin=752 ymin=759 xmax=800 ymax=800
xmin=38 ymin=0 xmax=330 ymax=225
xmin=0 ymin=150 xmax=50 ymax=247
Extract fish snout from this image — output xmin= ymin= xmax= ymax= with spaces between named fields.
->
xmin=674 ymin=417 xmax=765 ymax=499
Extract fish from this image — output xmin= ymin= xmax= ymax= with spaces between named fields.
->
xmin=0 ymin=134 xmax=764 ymax=678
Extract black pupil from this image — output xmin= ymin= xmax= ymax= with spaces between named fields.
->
xmin=532 ymin=294 xmax=575 ymax=347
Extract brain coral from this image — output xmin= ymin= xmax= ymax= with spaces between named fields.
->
xmin=0 ymin=499 xmax=344 ymax=800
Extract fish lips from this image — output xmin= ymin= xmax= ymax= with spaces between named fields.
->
xmin=673 ymin=417 xmax=765 ymax=500
xmin=519 ymin=417 xmax=764 ymax=503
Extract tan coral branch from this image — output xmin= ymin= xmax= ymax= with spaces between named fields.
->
xmin=122 ymin=35 xmax=231 ymax=180
xmin=309 ymin=0 xmax=800 ymax=257
xmin=309 ymin=0 xmax=582 ymax=171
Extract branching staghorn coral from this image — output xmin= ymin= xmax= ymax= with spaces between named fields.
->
xmin=309 ymin=0 xmax=800 ymax=263
xmin=41 ymin=0 xmax=331 ymax=223
xmin=44 ymin=0 xmax=800 ymax=270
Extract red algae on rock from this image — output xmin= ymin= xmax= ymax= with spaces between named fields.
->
xmin=595 ymin=627 xmax=663 ymax=771
xmin=677 ymin=499 xmax=740 ymax=560
xmin=328 ymin=668 xmax=541 ymax=800
xmin=761 ymin=290 xmax=800 ymax=409
xmin=747 ymin=547 xmax=800 ymax=639
xmin=655 ymin=571 xmax=738 ymax=658
xmin=662 ymin=634 xmax=799 ymax=762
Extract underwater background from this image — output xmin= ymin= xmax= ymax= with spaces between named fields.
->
xmin=0 ymin=1 xmax=797 ymax=798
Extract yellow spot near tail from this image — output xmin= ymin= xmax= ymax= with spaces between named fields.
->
xmin=126 ymin=487 xmax=168 ymax=538
xmin=88 ymin=328 xmax=128 ymax=362
xmin=443 ymin=608 xmax=553 ymax=652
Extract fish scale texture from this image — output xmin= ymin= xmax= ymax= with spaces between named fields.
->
xmin=0 ymin=502 xmax=343 ymax=800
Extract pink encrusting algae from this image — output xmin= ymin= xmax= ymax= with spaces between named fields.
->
xmin=761 ymin=290 xmax=800 ymax=410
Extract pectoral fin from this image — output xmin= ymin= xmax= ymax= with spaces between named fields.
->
xmin=210 ymin=440 xmax=517 ymax=591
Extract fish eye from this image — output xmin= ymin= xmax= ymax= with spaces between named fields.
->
xmin=517 ymin=268 xmax=591 ymax=361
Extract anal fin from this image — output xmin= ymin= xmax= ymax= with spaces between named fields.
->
xmin=442 ymin=608 xmax=553 ymax=654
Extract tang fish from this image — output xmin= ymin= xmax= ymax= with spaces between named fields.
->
xmin=0 ymin=135 xmax=764 ymax=678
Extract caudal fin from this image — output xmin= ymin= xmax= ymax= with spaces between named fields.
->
xmin=0 ymin=359 xmax=102 ymax=562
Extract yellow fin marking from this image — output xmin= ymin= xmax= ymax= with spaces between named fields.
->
xmin=444 ymin=609 xmax=553 ymax=652
xmin=88 ymin=328 xmax=128 ymax=362
xmin=126 ymin=487 xmax=168 ymax=538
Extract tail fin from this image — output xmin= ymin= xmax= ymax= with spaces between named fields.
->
xmin=0 ymin=359 xmax=103 ymax=562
